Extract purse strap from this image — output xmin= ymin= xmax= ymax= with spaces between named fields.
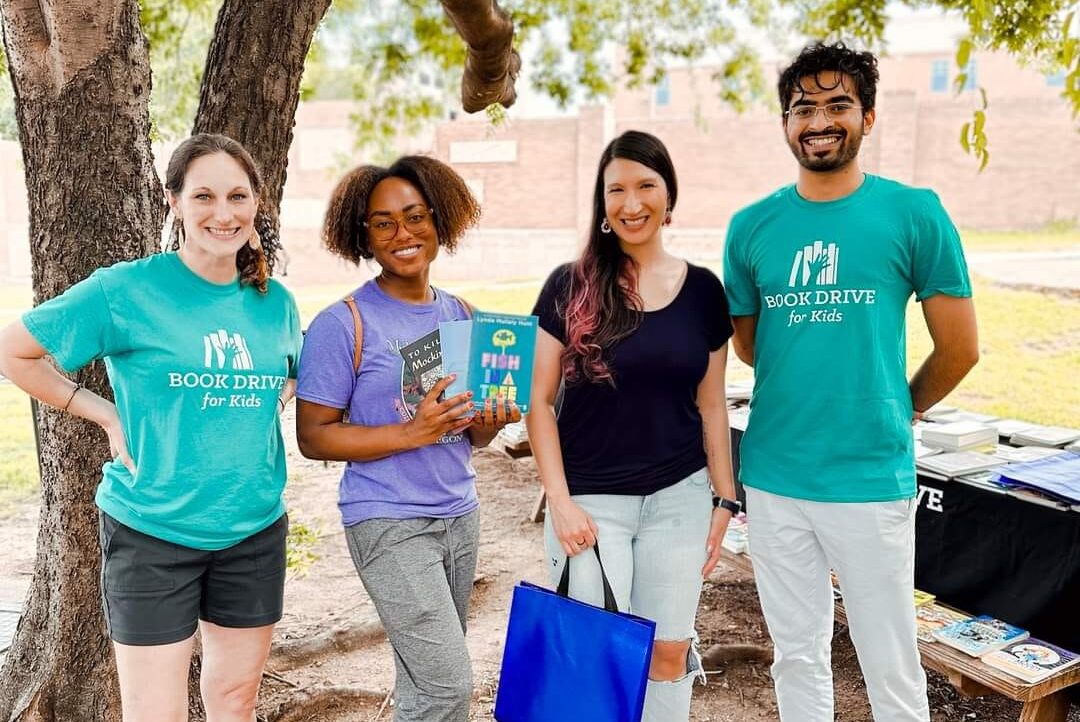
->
xmin=556 ymin=543 xmax=619 ymax=613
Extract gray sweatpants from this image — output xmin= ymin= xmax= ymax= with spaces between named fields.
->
xmin=344 ymin=510 xmax=480 ymax=722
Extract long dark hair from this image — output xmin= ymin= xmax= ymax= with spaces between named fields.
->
xmin=165 ymin=133 xmax=275 ymax=293
xmin=561 ymin=130 xmax=678 ymax=385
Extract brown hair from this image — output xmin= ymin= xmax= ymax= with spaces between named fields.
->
xmin=323 ymin=155 xmax=481 ymax=264
xmin=164 ymin=133 xmax=276 ymax=293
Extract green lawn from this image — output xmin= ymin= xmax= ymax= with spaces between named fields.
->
xmin=959 ymin=223 xmax=1080 ymax=253
xmin=0 ymin=246 xmax=1076 ymax=511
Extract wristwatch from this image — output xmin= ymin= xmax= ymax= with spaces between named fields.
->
xmin=712 ymin=495 xmax=742 ymax=515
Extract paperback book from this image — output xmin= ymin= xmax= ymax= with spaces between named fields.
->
xmin=932 ymin=615 xmax=1029 ymax=657
xmin=916 ymin=604 xmax=969 ymax=643
xmin=916 ymin=451 xmax=1002 ymax=479
xmin=921 ymin=422 xmax=998 ymax=452
xmin=1010 ymin=426 xmax=1080 ymax=448
xmin=913 ymin=589 xmax=936 ymax=607
xmin=982 ymin=638 xmax=1080 ymax=683
xmin=440 ymin=312 xmax=538 ymax=413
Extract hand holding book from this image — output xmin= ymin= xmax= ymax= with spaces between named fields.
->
xmin=404 ymin=375 xmax=475 ymax=447
xmin=471 ymin=394 xmax=523 ymax=431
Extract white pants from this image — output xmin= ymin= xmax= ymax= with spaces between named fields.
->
xmin=745 ymin=486 xmax=929 ymax=722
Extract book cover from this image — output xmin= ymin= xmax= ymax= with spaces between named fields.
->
xmin=914 ymin=589 xmax=936 ymax=607
xmin=440 ymin=312 xmax=538 ymax=413
xmin=932 ymin=615 xmax=1029 ymax=656
xmin=982 ymin=638 xmax=1080 ymax=683
xmin=398 ymin=329 xmax=444 ymax=396
xmin=916 ymin=604 xmax=969 ymax=643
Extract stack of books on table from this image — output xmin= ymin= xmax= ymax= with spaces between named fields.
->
xmin=916 ymin=603 xmax=970 ymax=642
xmin=1009 ymin=426 xmax=1080 ymax=448
xmin=921 ymin=421 xmax=998 ymax=452
xmin=932 ymin=615 xmax=1029 ymax=656
xmin=992 ymin=444 xmax=1069 ymax=464
xmin=725 ymin=380 xmax=753 ymax=403
xmin=922 ymin=607 xmax=1080 ymax=683
xmin=917 ymin=451 xmax=1002 ymax=479
xmin=983 ymin=639 xmax=1080 ymax=683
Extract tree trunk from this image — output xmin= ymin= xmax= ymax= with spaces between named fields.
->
xmin=193 ymin=0 xmax=333 ymax=262
xmin=0 ymin=1 xmax=161 ymax=720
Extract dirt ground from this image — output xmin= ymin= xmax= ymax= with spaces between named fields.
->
xmin=1 ymin=412 xmax=1077 ymax=721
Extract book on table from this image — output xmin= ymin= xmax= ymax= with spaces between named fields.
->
xmin=916 ymin=603 xmax=970 ymax=643
xmin=932 ymin=615 xmax=1029 ymax=656
xmin=440 ymin=312 xmax=538 ymax=414
xmin=921 ymin=421 xmax=998 ymax=452
xmin=992 ymin=444 xmax=1069 ymax=464
xmin=1009 ymin=426 xmax=1080 ymax=448
xmin=916 ymin=451 xmax=1002 ymax=478
xmin=982 ymin=638 xmax=1080 ymax=683
xmin=913 ymin=589 xmax=936 ymax=607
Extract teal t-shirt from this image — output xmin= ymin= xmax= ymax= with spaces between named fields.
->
xmin=23 ymin=252 xmax=303 ymax=549
xmin=723 ymin=174 xmax=971 ymax=502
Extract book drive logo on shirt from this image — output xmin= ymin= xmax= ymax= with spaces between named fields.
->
xmin=203 ymin=329 xmax=255 ymax=370
xmin=166 ymin=328 xmax=286 ymax=411
xmin=764 ymin=240 xmax=877 ymax=327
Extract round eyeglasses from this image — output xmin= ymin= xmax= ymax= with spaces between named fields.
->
xmin=362 ymin=208 xmax=435 ymax=242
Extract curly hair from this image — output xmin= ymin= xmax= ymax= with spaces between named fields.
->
xmin=323 ymin=155 xmax=481 ymax=264
xmin=164 ymin=133 xmax=277 ymax=293
xmin=777 ymin=41 xmax=879 ymax=115
xmin=562 ymin=130 xmax=677 ymax=386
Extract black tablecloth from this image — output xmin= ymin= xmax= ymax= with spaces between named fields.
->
xmin=730 ymin=428 xmax=1080 ymax=653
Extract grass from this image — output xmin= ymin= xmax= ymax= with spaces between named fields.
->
xmin=0 ymin=251 xmax=1076 ymax=512
xmin=959 ymin=223 xmax=1080 ymax=253
xmin=0 ymin=384 xmax=39 ymax=511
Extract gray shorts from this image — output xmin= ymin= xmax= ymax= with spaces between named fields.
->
xmin=98 ymin=512 xmax=287 ymax=646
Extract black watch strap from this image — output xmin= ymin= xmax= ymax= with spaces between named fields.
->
xmin=712 ymin=495 xmax=742 ymax=515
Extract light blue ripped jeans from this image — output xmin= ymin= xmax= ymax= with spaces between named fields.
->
xmin=543 ymin=468 xmax=712 ymax=722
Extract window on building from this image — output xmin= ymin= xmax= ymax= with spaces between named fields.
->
xmin=961 ymin=60 xmax=977 ymax=91
xmin=655 ymin=76 xmax=671 ymax=107
xmin=930 ymin=60 xmax=949 ymax=93
xmin=1047 ymin=71 xmax=1066 ymax=87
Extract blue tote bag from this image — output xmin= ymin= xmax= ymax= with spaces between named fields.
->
xmin=494 ymin=544 xmax=656 ymax=722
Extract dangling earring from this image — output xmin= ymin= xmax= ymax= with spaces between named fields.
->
xmin=600 ymin=218 xmax=612 ymax=234
xmin=249 ymin=229 xmax=263 ymax=250
xmin=664 ymin=210 xmax=672 ymax=226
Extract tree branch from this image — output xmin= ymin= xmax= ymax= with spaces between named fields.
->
xmin=439 ymin=0 xmax=520 ymax=112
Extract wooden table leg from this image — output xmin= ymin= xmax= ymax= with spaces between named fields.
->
xmin=529 ymin=489 xmax=546 ymax=523
xmin=1018 ymin=691 xmax=1069 ymax=722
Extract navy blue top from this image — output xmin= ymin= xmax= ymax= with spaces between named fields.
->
xmin=532 ymin=262 xmax=734 ymax=496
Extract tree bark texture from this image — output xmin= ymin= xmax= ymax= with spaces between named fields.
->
xmin=193 ymin=0 xmax=332 ymax=260
xmin=0 ymin=0 xmax=161 ymax=719
xmin=439 ymin=0 xmax=520 ymax=112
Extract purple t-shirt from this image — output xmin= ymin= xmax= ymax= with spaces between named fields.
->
xmin=296 ymin=280 xmax=477 ymax=526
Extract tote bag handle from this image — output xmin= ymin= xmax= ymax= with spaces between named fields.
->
xmin=555 ymin=543 xmax=619 ymax=613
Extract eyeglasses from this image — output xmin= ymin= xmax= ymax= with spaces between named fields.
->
xmin=784 ymin=103 xmax=863 ymax=122
xmin=362 ymin=208 xmax=435 ymax=241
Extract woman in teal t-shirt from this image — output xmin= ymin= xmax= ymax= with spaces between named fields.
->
xmin=0 ymin=134 xmax=302 ymax=721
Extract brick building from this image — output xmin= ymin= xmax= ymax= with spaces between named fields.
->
xmin=1 ymin=42 xmax=1077 ymax=285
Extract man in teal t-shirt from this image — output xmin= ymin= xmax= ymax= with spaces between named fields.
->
xmin=723 ymin=43 xmax=978 ymax=722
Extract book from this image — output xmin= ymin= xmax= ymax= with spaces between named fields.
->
xmin=921 ymin=422 xmax=998 ymax=452
xmin=932 ymin=615 xmax=1029 ymax=656
xmin=916 ymin=604 xmax=969 ymax=643
xmin=721 ymin=514 xmax=749 ymax=555
xmin=398 ymin=329 xmax=444 ymax=397
xmin=922 ymin=405 xmax=957 ymax=421
xmin=440 ymin=312 xmax=538 ymax=413
xmin=982 ymin=638 xmax=1080 ymax=683
xmin=914 ymin=589 xmax=936 ymax=607
xmin=916 ymin=451 xmax=1002 ymax=478
xmin=1010 ymin=426 xmax=1080 ymax=448
xmin=992 ymin=419 xmax=1038 ymax=439
xmin=993 ymin=444 xmax=1069 ymax=464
